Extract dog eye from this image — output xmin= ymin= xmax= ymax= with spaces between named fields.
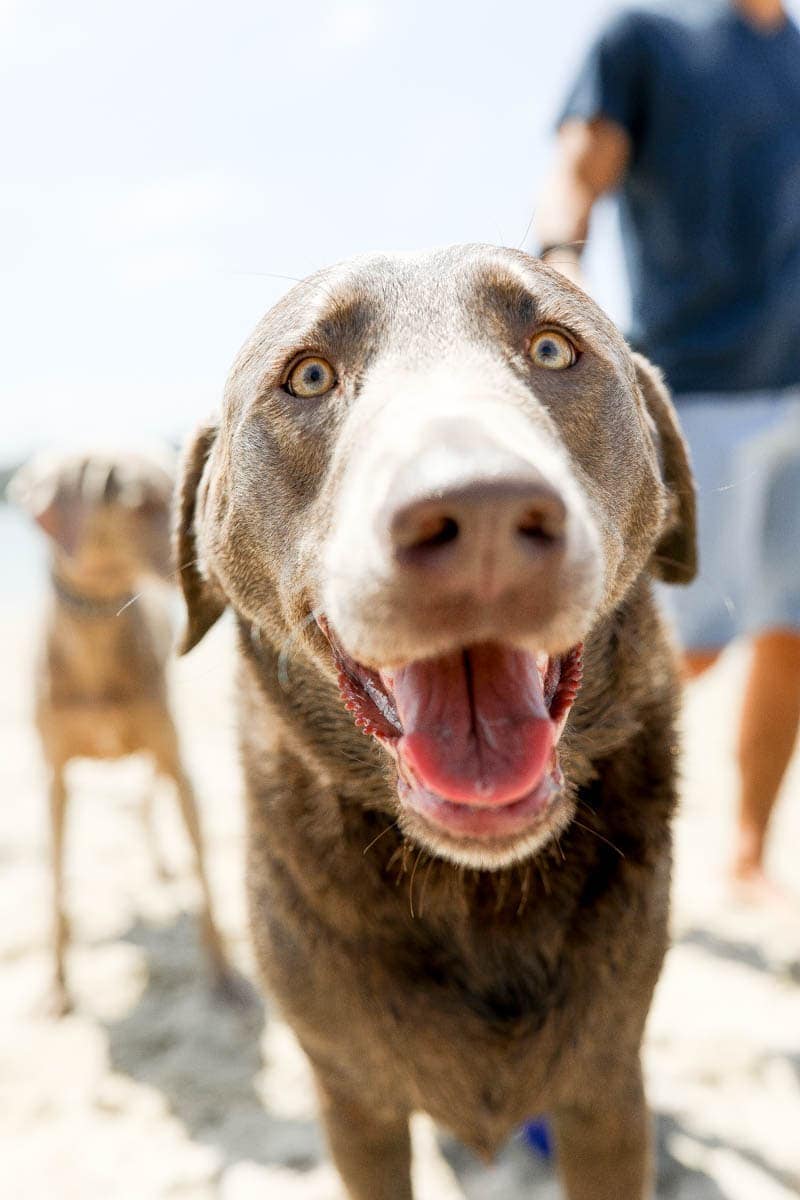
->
xmin=529 ymin=330 xmax=577 ymax=371
xmin=286 ymin=356 xmax=337 ymax=398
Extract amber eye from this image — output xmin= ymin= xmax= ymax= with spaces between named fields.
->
xmin=286 ymin=356 xmax=337 ymax=398
xmin=528 ymin=330 xmax=577 ymax=371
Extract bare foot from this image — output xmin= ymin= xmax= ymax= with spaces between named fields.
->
xmin=729 ymin=863 xmax=796 ymax=912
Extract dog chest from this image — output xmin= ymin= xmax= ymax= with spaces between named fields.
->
xmin=251 ymin=876 xmax=587 ymax=1148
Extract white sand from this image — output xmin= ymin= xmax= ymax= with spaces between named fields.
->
xmin=1 ymin=603 xmax=798 ymax=1199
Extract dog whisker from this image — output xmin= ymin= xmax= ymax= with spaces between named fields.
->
xmin=228 ymin=269 xmax=304 ymax=283
xmin=385 ymin=843 xmax=406 ymax=878
xmin=515 ymin=863 xmax=532 ymax=917
xmin=115 ymin=591 xmax=144 ymax=617
xmin=571 ymin=818 xmax=625 ymax=858
xmin=651 ymin=554 xmax=737 ymax=616
xmin=536 ymin=856 xmax=552 ymax=897
xmin=115 ymin=556 xmax=203 ymax=618
xmin=416 ymin=855 xmax=436 ymax=919
xmin=492 ymin=868 xmax=511 ymax=914
xmin=362 ymin=820 xmax=400 ymax=856
xmin=277 ymin=608 xmax=324 ymax=689
xmin=408 ymin=847 xmax=426 ymax=919
xmin=517 ymin=210 xmax=536 ymax=251
xmin=709 ymin=467 xmax=761 ymax=494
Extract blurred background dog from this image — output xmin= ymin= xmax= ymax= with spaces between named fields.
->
xmin=9 ymin=448 xmax=244 ymax=1015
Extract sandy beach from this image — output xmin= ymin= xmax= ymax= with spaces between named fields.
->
xmin=1 ymin=569 xmax=799 ymax=1199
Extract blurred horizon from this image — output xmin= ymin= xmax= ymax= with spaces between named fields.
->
xmin=4 ymin=0 xmax=800 ymax=466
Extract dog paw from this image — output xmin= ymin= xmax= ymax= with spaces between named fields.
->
xmin=154 ymin=861 xmax=175 ymax=884
xmin=41 ymin=984 xmax=73 ymax=1019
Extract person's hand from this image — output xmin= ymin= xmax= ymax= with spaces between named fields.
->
xmin=540 ymin=244 xmax=584 ymax=288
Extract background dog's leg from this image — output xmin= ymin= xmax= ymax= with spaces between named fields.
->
xmin=163 ymin=763 xmax=227 ymax=974
xmin=552 ymin=1066 xmax=651 ymax=1200
xmin=316 ymin=1078 xmax=413 ymax=1200
xmin=48 ymin=765 xmax=71 ymax=1016
xmin=152 ymin=726 xmax=254 ymax=1006
xmin=140 ymin=770 xmax=172 ymax=882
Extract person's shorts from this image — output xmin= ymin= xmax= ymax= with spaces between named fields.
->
xmin=658 ymin=387 xmax=800 ymax=651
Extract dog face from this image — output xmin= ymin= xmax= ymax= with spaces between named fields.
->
xmin=10 ymin=448 xmax=175 ymax=589
xmin=178 ymin=245 xmax=695 ymax=868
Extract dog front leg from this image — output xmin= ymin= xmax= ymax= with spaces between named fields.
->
xmin=151 ymin=728 xmax=253 ymax=1006
xmin=140 ymin=772 xmax=173 ymax=882
xmin=552 ymin=1064 xmax=652 ymax=1200
xmin=316 ymin=1076 xmax=413 ymax=1200
xmin=47 ymin=764 xmax=71 ymax=1016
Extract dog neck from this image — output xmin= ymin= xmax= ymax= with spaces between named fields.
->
xmin=50 ymin=571 xmax=135 ymax=620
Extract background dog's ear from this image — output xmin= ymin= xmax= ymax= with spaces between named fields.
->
xmin=130 ymin=453 xmax=175 ymax=518
xmin=7 ymin=454 xmax=87 ymax=554
xmin=633 ymin=353 xmax=697 ymax=584
xmin=175 ymin=422 xmax=226 ymax=654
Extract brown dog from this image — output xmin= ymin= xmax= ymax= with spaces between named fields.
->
xmin=10 ymin=448 xmax=242 ymax=1015
xmin=176 ymin=246 xmax=696 ymax=1199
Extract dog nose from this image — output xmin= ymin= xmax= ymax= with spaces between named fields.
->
xmin=385 ymin=443 xmax=568 ymax=600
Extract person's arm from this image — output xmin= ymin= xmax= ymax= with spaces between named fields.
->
xmin=535 ymin=116 xmax=631 ymax=286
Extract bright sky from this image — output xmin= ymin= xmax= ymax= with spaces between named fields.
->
xmin=2 ymin=0 xmax=797 ymax=460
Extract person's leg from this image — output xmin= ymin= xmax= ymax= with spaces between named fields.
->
xmin=659 ymin=399 xmax=741 ymax=682
xmin=683 ymin=648 xmax=720 ymax=680
xmin=733 ymin=627 xmax=800 ymax=888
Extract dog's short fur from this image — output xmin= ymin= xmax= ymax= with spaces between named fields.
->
xmin=11 ymin=448 xmax=241 ymax=1014
xmin=176 ymin=246 xmax=696 ymax=1199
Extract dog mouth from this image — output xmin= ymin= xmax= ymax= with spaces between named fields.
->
xmin=319 ymin=618 xmax=582 ymax=845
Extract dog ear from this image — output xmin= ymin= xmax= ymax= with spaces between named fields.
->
xmin=109 ymin=450 xmax=175 ymax=530
xmin=133 ymin=455 xmax=175 ymax=537
xmin=7 ymin=454 xmax=87 ymax=554
xmin=116 ymin=452 xmax=177 ymax=579
xmin=633 ymin=353 xmax=697 ymax=584
xmin=130 ymin=453 xmax=175 ymax=516
xmin=175 ymin=422 xmax=227 ymax=654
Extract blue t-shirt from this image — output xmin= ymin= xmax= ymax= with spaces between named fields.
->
xmin=559 ymin=2 xmax=800 ymax=395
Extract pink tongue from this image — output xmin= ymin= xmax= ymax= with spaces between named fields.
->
xmin=387 ymin=644 xmax=554 ymax=806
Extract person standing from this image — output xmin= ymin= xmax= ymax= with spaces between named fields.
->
xmin=535 ymin=0 xmax=800 ymax=898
